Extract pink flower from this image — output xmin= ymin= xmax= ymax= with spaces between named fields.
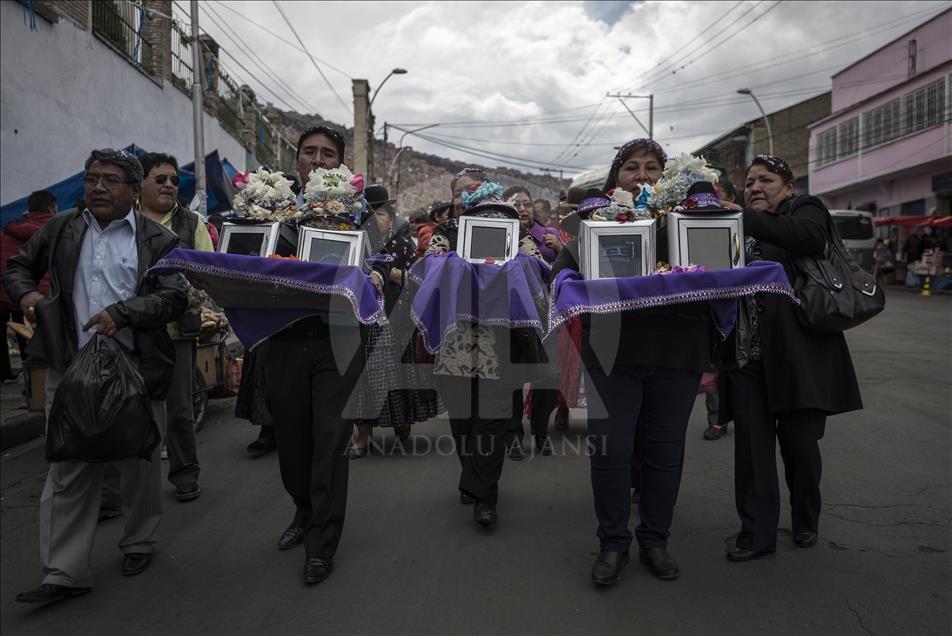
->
xmin=350 ymin=173 xmax=365 ymax=193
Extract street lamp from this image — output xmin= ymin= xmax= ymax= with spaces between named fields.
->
xmin=388 ymin=124 xmax=439 ymax=197
xmin=367 ymin=68 xmax=407 ymax=182
xmin=370 ymin=68 xmax=407 ymax=109
xmin=737 ymin=88 xmax=773 ymax=155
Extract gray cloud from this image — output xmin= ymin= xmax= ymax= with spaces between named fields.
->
xmin=201 ymin=0 xmax=946 ymax=176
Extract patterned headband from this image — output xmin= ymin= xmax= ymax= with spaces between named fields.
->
xmin=750 ymin=154 xmax=794 ymax=183
xmin=454 ymin=167 xmax=486 ymax=179
xmin=611 ymin=138 xmax=668 ymax=172
xmin=86 ymin=147 xmax=144 ymax=183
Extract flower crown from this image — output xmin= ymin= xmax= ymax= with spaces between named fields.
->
xmin=647 ymin=153 xmax=720 ymax=213
xmin=231 ymin=168 xmax=298 ymax=221
xmin=300 ymin=166 xmax=367 ymax=229
xmin=461 ymin=181 xmax=510 ymax=210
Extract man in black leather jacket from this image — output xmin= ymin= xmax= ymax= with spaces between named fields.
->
xmin=4 ymin=148 xmax=186 ymax=605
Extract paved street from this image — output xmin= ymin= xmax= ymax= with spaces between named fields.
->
xmin=1 ymin=291 xmax=949 ymax=636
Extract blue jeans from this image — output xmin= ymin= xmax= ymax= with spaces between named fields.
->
xmin=585 ymin=363 xmax=701 ymax=551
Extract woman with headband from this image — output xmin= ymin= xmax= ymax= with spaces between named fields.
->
xmin=720 ymin=155 xmax=862 ymax=561
xmin=424 ymin=180 xmax=547 ymax=527
xmin=552 ymin=138 xmax=712 ymax=586
xmin=450 ymin=167 xmax=488 ymax=217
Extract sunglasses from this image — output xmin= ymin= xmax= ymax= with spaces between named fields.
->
xmin=152 ymin=174 xmax=181 ymax=186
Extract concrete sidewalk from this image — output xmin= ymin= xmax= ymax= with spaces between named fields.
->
xmin=0 ymin=341 xmax=44 ymax=452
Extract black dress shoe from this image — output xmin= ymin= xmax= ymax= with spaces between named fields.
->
xmin=16 ymin=583 xmax=91 ymax=604
xmin=473 ymin=501 xmax=497 ymax=526
xmin=121 ymin=553 xmax=152 ymax=576
xmin=726 ymin=546 xmax=775 ymax=562
xmin=591 ymin=549 xmax=630 ymax=586
xmin=304 ymin=557 xmax=333 ymax=584
xmin=175 ymin=483 xmax=201 ymax=502
xmin=278 ymin=525 xmax=306 ymax=550
xmin=794 ymin=531 xmax=818 ymax=548
xmin=460 ymin=492 xmax=474 ymax=505
xmin=638 ymin=547 xmax=679 ymax=580
xmin=246 ymin=438 xmax=276 ymax=457
xmin=534 ymin=435 xmax=552 ymax=456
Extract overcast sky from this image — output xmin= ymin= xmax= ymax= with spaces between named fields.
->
xmin=193 ymin=1 xmax=948 ymax=176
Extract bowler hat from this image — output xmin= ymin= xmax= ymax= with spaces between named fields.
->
xmin=364 ymin=184 xmax=396 ymax=209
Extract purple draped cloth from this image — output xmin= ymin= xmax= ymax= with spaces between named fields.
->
xmin=148 ymin=248 xmax=382 ymax=348
xmin=549 ymin=260 xmax=795 ymax=338
xmin=409 ymin=252 xmax=551 ymax=354
xmin=527 ymin=220 xmax=563 ymax=263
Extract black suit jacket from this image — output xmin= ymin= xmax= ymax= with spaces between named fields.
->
xmin=3 ymin=210 xmax=188 ymax=399
xmin=719 ymin=197 xmax=863 ymax=420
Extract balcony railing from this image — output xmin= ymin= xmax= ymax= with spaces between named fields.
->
xmin=92 ymin=0 xmax=155 ymax=77
xmin=170 ymin=16 xmax=295 ymax=171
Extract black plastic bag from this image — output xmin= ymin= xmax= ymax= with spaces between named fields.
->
xmin=46 ymin=336 xmax=160 ymax=463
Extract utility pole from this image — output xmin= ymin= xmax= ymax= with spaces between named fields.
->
xmin=189 ymin=0 xmax=206 ymax=215
xmin=605 ymin=92 xmax=654 ymax=139
xmin=382 ymin=122 xmax=388 ymax=184
xmin=352 ymin=79 xmax=370 ymax=176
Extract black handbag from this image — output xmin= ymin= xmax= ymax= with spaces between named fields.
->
xmin=790 ymin=197 xmax=885 ymax=334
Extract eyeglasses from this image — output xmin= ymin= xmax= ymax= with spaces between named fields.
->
xmin=152 ymin=174 xmax=181 ymax=186
xmin=83 ymin=173 xmax=132 ymax=189
xmin=510 ymin=200 xmax=534 ymax=210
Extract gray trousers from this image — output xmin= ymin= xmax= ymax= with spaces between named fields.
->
xmin=102 ymin=339 xmax=198 ymax=508
xmin=39 ymin=368 xmax=165 ymax=588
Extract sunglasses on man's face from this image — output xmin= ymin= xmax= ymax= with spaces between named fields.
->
xmin=152 ymin=174 xmax=181 ymax=186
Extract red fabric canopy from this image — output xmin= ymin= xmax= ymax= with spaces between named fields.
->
xmin=874 ymin=215 xmax=952 ymax=228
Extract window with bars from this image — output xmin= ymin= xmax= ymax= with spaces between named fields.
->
xmin=862 ymin=99 xmax=901 ymax=150
xmin=817 ymin=128 xmax=837 ymax=167
xmin=91 ymin=0 xmax=155 ymax=76
xmin=903 ymin=79 xmax=946 ymax=135
xmin=838 ymin=117 xmax=859 ymax=158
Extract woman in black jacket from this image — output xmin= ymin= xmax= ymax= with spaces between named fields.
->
xmin=721 ymin=155 xmax=863 ymax=561
xmin=552 ymin=140 xmax=712 ymax=586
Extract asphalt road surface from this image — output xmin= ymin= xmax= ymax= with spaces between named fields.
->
xmin=1 ymin=291 xmax=949 ymax=635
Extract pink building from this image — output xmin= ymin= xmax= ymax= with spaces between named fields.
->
xmin=808 ymin=9 xmax=951 ymax=218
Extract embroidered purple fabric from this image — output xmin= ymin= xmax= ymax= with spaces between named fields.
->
xmin=549 ymin=260 xmax=795 ymax=338
xmin=409 ymin=252 xmax=551 ymax=354
xmin=147 ymin=248 xmax=383 ymax=347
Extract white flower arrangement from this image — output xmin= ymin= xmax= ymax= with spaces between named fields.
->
xmin=231 ymin=168 xmax=297 ymax=220
xmin=303 ymin=166 xmax=358 ymax=198
xmin=300 ymin=166 xmax=366 ymax=229
xmin=647 ymin=153 xmax=720 ymax=213
xmin=610 ymin=187 xmax=635 ymax=208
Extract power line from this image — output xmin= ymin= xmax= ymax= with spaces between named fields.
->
xmin=209 ymin=0 xmax=352 ymax=79
xmin=634 ymin=0 xmax=785 ymax=93
xmin=201 ymin=2 xmax=318 ymax=114
xmin=608 ymin=0 xmax=745 ymax=94
xmin=272 ymin=0 xmax=352 ymax=117
xmin=169 ymin=1 xmax=303 ymax=114
xmin=391 ymin=125 xmax=594 ymax=172
xmin=647 ymin=3 xmax=947 ymax=98
xmin=622 ymin=0 xmax=763 ymax=92
xmin=550 ymin=98 xmax=609 ymax=163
